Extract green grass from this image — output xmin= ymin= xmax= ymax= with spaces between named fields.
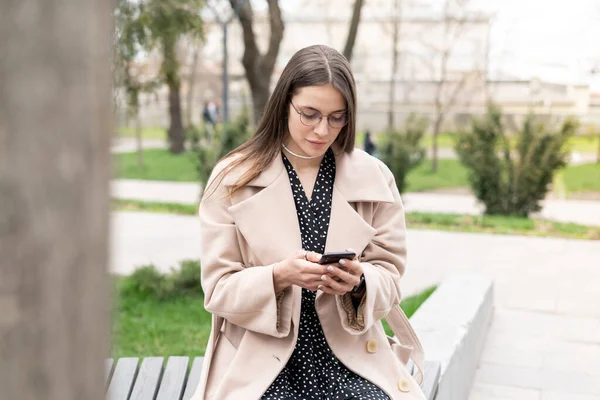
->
xmin=406 ymin=212 xmax=599 ymax=240
xmin=114 ymin=148 xmax=599 ymax=197
xmin=561 ymin=163 xmax=600 ymax=193
xmin=114 ymin=149 xmax=198 ymax=182
xmin=116 ymin=126 xmax=167 ymax=140
xmin=406 ymin=159 xmax=469 ymax=192
xmin=356 ymin=131 xmax=457 ymax=151
xmin=112 ymin=199 xmax=600 ymax=240
xmin=568 ymin=135 xmax=599 ymax=153
xmin=360 ymin=129 xmax=599 ymax=154
xmin=113 ymin=148 xmax=470 ymax=190
xmin=111 ymin=270 xmax=435 ymax=358
xmin=112 ymin=283 xmax=211 ymax=358
xmin=421 ymin=133 xmax=458 ymax=149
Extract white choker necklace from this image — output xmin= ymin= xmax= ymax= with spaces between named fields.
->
xmin=282 ymin=143 xmax=321 ymax=159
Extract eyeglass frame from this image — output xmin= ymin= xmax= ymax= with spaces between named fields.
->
xmin=289 ymin=101 xmax=349 ymax=129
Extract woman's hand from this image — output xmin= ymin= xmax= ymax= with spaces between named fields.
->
xmin=273 ymin=250 xmax=329 ymax=293
xmin=319 ymin=249 xmax=364 ymax=296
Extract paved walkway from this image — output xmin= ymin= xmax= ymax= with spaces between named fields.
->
xmin=112 ymin=138 xmax=166 ymax=153
xmin=109 ymin=211 xmax=600 ymax=399
xmin=111 ymin=179 xmax=600 ymax=227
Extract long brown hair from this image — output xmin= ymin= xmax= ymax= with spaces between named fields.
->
xmin=205 ymin=44 xmax=357 ymax=198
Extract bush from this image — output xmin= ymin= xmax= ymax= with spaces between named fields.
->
xmin=185 ymin=123 xmax=206 ymax=149
xmin=191 ymin=109 xmax=252 ymax=186
xmin=119 ymin=260 xmax=203 ymax=300
xmin=456 ymin=105 xmax=577 ymax=217
xmin=378 ymin=114 xmax=428 ymax=193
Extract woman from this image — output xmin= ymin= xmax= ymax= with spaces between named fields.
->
xmin=191 ymin=45 xmax=425 ymax=400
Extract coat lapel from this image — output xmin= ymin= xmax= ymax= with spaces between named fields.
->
xmin=325 ymin=145 xmax=394 ymax=253
xmin=227 ymin=157 xmax=302 ymax=266
xmin=225 ymin=146 xmax=395 ymax=268
xmin=325 ymin=186 xmax=376 ymax=255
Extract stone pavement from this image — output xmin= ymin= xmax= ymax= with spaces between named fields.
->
xmin=109 ymin=211 xmax=600 ymax=399
xmin=426 ymin=148 xmax=597 ymax=166
xmin=112 ymin=138 xmax=166 ymax=153
xmin=111 ymin=179 xmax=600 ymax=227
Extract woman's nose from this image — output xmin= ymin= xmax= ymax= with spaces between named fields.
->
xmin=313 ymin=117 xmax=330 ymax=136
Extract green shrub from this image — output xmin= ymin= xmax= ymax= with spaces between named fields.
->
xmin=378 ymin=114 xmax=428 ymax=193
xmin=185 ymin=123 xmax=205 ymax=149
xmin=191 ymin=110 xmax=251 ymax=186
xmin=120 ymin=260 xmax=202 ymax=300
xmin=456 ymin=105 xmax=577 ymax=217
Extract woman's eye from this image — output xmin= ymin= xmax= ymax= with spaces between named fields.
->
xmin=302 ymin=112 xmax=320 ymax=120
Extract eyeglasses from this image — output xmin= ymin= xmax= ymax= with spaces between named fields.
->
xmin=290 ymin=101 xmax=348 ymax=129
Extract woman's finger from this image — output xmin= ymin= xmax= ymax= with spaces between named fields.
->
xmin=325 ymin=265 xmax=360 ymax=286
xmin=319 ymin=274 xmax=353 ymax=293
xmin=338 ymin=258 xmax=363 ymax=276
xmin=295 ymin=249 xmax=322 ymax=263
xmin=317 ymin=284 xmax=345 ymax=296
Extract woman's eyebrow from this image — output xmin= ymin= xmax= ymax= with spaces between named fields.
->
xmin=300 ymin=105 xmax=347 ymax=113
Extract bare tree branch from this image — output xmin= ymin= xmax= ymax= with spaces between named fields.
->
xmin=343 ymin=0 xmax=364 ymax=62
xmin=234 ymin=0 xmax=285 ymax=123
xmin=261 ymin=0 xmax=285 ymax=73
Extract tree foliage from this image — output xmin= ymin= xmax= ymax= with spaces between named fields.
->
xmin=191 ymin=108 xmax=252 ymax=186
xmin=378 ymin=114 xmax=428 ymax=193
xmin=456 ymin=105 xmax=577 ymax=217
xmin=114 ymin=0 xmax=204 ymax=154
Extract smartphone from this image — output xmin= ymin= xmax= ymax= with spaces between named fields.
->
xmin=318 ymin=251 xmax=357 ymax=265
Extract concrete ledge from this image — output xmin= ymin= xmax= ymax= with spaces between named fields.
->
xmin=409 ymin=274 xmax=494 ymax=400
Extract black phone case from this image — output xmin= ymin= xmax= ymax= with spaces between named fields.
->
xmin=318 ymin=252 xmax=356 ymax=265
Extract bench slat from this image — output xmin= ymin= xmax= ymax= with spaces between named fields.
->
xmin=105 ymin=358 xmax=114 ymax=389
xmin=129 ymin=357 xmax=164 ymax=400
xmin=182 ymin=357 xmax=205 ymax=400
xmin=106 ymin=357 xmax=139 ymax=400
xmin=155 ymin=356 xmax=189 ymax=400
xmin=105 ymin=356 xmax=439 ymax=399
xmin=421 ymin=361 xmax=441 ymax=400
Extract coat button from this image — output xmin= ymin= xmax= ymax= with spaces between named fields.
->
xmin=366 ymin=339 xmax=378 ymax=353
xmin=398 ymin=378 xmax=410 ymax=393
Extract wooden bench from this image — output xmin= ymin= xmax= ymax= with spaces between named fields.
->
xmin=105 ymin=356 xmax=441 ymax=399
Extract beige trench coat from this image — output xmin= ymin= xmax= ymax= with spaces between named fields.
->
xmin=190 ymin=145 xmax=426 ymax=400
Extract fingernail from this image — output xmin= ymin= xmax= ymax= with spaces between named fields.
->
xmin=339 ymin=259 xmax=346 ymax=265
xmin=316 ymin=254 xmax=322 ymax=260
xmin=321 ymin=275 xmax=327 ymax=281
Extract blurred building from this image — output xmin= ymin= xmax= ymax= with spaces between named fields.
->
xmin=119 ymin=0 xmax=600 ymax=134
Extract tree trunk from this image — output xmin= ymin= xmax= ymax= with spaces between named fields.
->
xmin=135 ymin=107 xmax=144 ymax=167
xmin=186 ymin=40 xmax=201 ymax=127
xmin=343 ymin=0 xmax=364 ymax=62
xmin=432 ymin=115 xmax=443 ymax=172
xmin=164 ymin=36 xmax=185 ymax=154
xmin=0 ymin=1 xmax=111 ymax=399
xmin=247 ymin=76 xmax=271 ymax=125
xmin=235 ymin=0 xmax=284 ymax=124
xmin=388 ymin=0 xmax=400 ymax=130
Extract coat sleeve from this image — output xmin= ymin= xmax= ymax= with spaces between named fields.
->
xmin=199 ymin=165 xmax=293 ymax=338
xmin=336 ymin=162 xmax=406 ymax=334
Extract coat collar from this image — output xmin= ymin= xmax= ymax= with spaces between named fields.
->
xmin=222 ymin=143 xmax=394 ymax=203
xmin=222 ymin=143 xmax=396 ymax=275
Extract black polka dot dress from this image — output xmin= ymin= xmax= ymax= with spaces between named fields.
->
xmin=261 ymin=148 xmax=390 ymax=400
